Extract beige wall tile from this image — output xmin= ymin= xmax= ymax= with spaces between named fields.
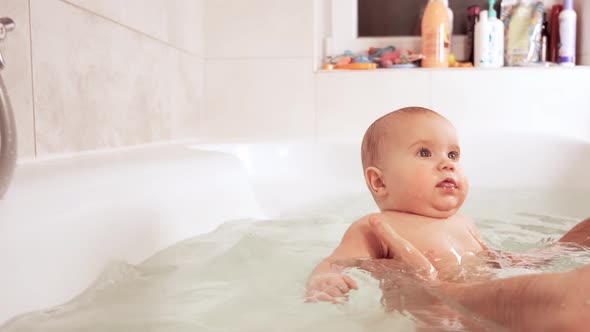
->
xmin=0 ymin=0 xmax=35 ymax=159
xmin=203 ymin=58 xmax=315 ymax=140
xmin=315 ymin=70 xmax=432 ymax=141
xmin=30 ymin=0 xmax=203 ymax=156
xmin=205 ymin=0 xmax=314 ymax=58
xmin=65 ymin=0 xmax=204 ymax=56
xmin=168 ymin=54 xmax=204 ymax=140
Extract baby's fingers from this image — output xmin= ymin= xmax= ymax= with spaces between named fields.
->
xmin=343 ymin=275 xmax=358 ymax=290
xmin=305 ymin=291 xmax=338 ymax=303
xmin=315 ymin=292 xmax=338 ymax=303
xmin=330 ymin=279 xmax=352 ymax=295
xmin=323 ymin=284 xmax=347 ymax=298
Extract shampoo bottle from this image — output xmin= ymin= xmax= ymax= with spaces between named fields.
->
xmin=558 ymin=0 xmax=577 ymax=66
xmin=421 ymin=0 xmax=450 ymax=68
xmin=466 ymin=5 xmax=481 ymax=64
xmin=474 ymin=11 xmax=490 ymax=66
xmin=487 ymin=0 xmax=504 ymax=67
xmin=474 ymin=0 xmax=504 ymax=68
xmin=441 ymin=0 xmax=454 ymax=52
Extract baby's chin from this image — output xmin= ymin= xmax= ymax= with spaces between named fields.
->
xmin=428 ymin=200 xmax=463 ymax=218
xmin=420 ymin=207 xmax=459 ymax=219
xmin=418 ymin=198 xmax=464 ymax=218
xmin=384 ymin=202 xmax=461 ymax=219
xmin=382 ymin=193 xmax=465 ymax=218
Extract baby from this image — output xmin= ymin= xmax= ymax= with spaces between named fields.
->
xmin=305 ymin=106 xmax=590 ymax=303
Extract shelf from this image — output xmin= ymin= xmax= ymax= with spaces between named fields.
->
xmin=316 ymin=65 xmax=590 ymax=74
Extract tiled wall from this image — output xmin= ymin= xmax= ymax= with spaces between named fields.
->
xmin=0 ymin=0 xmax=204 ymax=159
xmin=202 ymin=0 xmax=316 ymax=141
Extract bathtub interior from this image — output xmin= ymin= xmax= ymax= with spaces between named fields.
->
xmin=0 ymin=133 xmax=589 ymax=324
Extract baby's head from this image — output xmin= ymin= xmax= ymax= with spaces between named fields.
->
xmin=361 ymin=107 xmax=468 ymax=218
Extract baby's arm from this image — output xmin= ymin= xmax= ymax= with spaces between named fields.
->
xmin=306 ymin=216 xmax=383 ymax=302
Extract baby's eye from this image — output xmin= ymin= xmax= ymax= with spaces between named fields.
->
xmin=417 ymin=148 xmax=431 ymax=158
xmin=448 ymin=151 xmax=460 ymax=160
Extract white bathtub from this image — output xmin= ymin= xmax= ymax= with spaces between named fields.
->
xmin=1 ymin=134 xmax=589 ymax=324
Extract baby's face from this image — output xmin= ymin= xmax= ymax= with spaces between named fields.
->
xmin=380 ymin=113 xmax=468 ymax=218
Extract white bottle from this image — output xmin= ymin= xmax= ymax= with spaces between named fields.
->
xmin=474 ymin=11 xmax=490 ymax=67
xmin=487 ymin=2 xmax=504 ymax=67
xmin=474 ymin=2 xmax=504 ymax=68
xmin=558 ymin=0 xmax=577 ymax=66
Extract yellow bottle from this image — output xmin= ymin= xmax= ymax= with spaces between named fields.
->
xmin=421 ymin=0 xmax=450 ymax=68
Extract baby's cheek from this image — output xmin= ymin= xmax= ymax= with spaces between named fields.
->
xmin=413 ymin=165 xmax=434 ymax=183
xmin=463 ymin=177 xmax=470 ymax=194
xmin=409 ymin=168 xmax=434 ymax=195
xmin=395 ymin=177 xmax=420 ymax=198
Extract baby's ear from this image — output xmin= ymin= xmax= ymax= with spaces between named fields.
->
xmin=365 ymin=166 xmax=386 ymax=195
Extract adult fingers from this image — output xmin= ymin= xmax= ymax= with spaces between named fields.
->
xmin=368 ymin=214 xmax=401 ymax=250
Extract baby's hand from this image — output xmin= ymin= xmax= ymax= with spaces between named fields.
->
xmin=305 ymin=272 xmax=358 ymax=303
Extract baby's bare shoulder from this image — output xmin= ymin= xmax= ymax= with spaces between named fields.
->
xmin=334 ymin=214 xmax=384 ymax=259
xmin=346 ymin=214 xmax=375 ymax=233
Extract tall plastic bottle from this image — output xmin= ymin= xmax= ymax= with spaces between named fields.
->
xmin=466 ymin=5 xmax=481 ymax=64
xmin=487 ymin=0 xmax=504 ymax=67
xmin=474 ymin=0 xmax=504 ymax=68
xmin=474 ymin=11 xmax=490 ymax=67
xmin=441 ymin=0 xmax=454 ymax=52
xmin=558 ymin=0 xmax=577 ymax=66
xmin=421 ymin=0 xmax=450 ymax=68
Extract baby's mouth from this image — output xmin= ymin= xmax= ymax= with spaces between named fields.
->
xmin=437 ymin=178 xmax=458 ymax=189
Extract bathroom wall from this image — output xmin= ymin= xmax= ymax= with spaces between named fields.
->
xmin=0 ymin=0 xmax=204 ymax=158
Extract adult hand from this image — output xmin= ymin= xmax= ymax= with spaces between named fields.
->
xmin=367 ymin=214 xmax=437 ymax=280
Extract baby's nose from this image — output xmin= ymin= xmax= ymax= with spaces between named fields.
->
xmin=438 ymin=159 xmax=455 ymax=171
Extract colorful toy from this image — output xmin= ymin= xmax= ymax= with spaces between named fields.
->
xmin=323 ymin=46 xmax=422 ymax=70
xmin=375 ymin=48 xmax=423 ymax=68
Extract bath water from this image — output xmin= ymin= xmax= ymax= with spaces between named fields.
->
xmin=2 ymin=188 xmax=589 ymax=331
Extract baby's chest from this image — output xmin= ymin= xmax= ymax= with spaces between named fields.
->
xmin=399 ymin=224 xmax=482 ymax=266
xmin=418 ymin=235 xmax=480 ymax=266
